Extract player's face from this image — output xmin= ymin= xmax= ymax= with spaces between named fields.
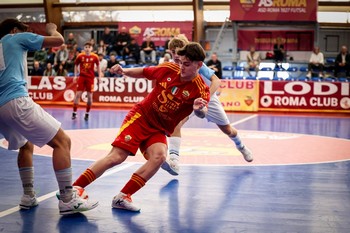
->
xmin=179 ymin=56 xmax=201 ymax=81
xmin=84 ymin=45 xmax=92 ymax=53
xmin=170 ymin=48 xmax=181 ymax=64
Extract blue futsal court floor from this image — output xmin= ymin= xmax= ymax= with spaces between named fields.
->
xmin=0 ymin=107 xmax=349 ymax=233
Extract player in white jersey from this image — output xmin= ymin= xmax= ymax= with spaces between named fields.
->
xmin=161 ymin=36 xmax=253 ymax=176
xmin=0 ymin=18 xmax=98 ymax=214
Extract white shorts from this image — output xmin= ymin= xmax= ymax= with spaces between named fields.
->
xmin=189 ymin=94 xmax=230 ymax=126
xmin=0 ymin=97 xmax=61 ymax=150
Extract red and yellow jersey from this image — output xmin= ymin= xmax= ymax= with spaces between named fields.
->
xmin=75 ymin=52 xmax=99 ymax=79
xmin=136 ymin=62 xmax=210 ymax=135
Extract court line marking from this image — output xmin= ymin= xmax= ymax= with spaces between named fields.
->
xmin=0 ymin=163 xmax=135 ymax=219
xmin=231 ymin=114 xmax=257 ymax=126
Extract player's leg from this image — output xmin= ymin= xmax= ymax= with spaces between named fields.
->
xmin=161 ymin=116 xmax=189 ymax=175
xmin=72 ymin=90 xmax=82 ymax=119
xmin=112 ymin=140 xmax=167 ymax=212
xmin=84 ymin=91 xmax=93 ymax=121
xmin=207 ymin=96 xmax=253 ymax=162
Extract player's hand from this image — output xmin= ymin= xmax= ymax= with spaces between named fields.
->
xmin=110 ymin=64 xmax=123 ymax=75
xmin=193 ymin=98 xmax=208 ymax=119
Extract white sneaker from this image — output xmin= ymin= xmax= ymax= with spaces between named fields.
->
xmin=19 ymin=194 xmax=38 ymax=210
xmin=238 ymin=146 xmax=253 ymax=162
xmin=59 ymin=191 xmax=98 ymax=215
xmin=161 ymin=156 xmax=179 ymax=176
xmin=112 ymin=193 xmax=140 ymax=212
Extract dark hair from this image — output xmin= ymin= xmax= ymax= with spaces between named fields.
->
xmin=177 ymin=42 xmax=206 ymax=62
xmin=0 ymin=18 xmax=29 ymax=39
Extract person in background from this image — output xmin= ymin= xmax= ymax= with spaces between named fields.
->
xmin=29 ymin=60 xmax=44 ymax=76
xmin=65 ymin=32 xmax=77 ymax=52
xmin=0 ymin=18 xmax=98 ymax=215
xmin=64 ymin=49 xmax=77 ymax=73
xmin=72 ymin=41 xmax=101 ymax=121
xmin=158 ymin=53 xmax=172 ymax=64
xmin=306 ymin=46 xmax=324 ymax=78
xmin=54 ymin=43 xmax=68 ymax=70
xmin=101 ymin=27 xmax=115 ymax=55
xmin=97 ymin=40 xmax=107 ymax=56
xmin=245 ymin=45 xmax=261 ymax=77
xmin=334 ymin=45 xmax=350 ymax=77
xmin=206 ymin=52 xmax=223 ymax=79
xmin=114 ymin=26 xmax=131 ymax=57
xmin=43 ymin=62 xmax=56 ymax=76
xmin=123 ymin=38 xmax=140 ymax=64
xmin=273 ymin=36 xmax=285 ymax=66
xmin=33 ymin=47 xmax=47 ymax=69
xmin=56 ymin=63 xmax=68 ymax=76
xmin=105 ymin=53 xmax=119 ymax=77
xmin=96 ymin=53 xmax=108 ymax=77
xmin=140 ymin=36 xmax=157 ymax=65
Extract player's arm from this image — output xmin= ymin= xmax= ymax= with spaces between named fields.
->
xmin=42 ymin=23 xmax=64 ymax=48
xmin=193 ymin=98 xmax=208 ymax=119
xmin=110 ymin=64 xmax=145 ymax=78
xmin=208 ymin=74 xmax=221 ymax=96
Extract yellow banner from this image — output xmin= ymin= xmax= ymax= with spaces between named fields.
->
xmin=217 ymin=80 xmax=259 ymax=112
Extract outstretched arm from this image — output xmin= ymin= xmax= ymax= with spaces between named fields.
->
xmin=110 ymin=64 xmax=145 ymax=78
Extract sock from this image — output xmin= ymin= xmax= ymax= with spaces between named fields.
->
xmin=55 ymin=167 xmax=73 ymax=203
xmin=73 ymin=168 xmax=96 ymax=189
xmin=73 ymin=104 xmax=78 ymax=112
xmin=230 ymin=134 xmax=244 ymax=149
xmin=19 ymin=167 xmax=35 ymax=197
xmin=120 ymin=173 xmax=146 ymax=196
xmin=168 ymin=136 xmax=181 ymax=158
xmin=86 ymin=105 xmax=91 ymax=113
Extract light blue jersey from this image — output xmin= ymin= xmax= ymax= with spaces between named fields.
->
xmin=0 ymin=32 xmax=44 ymax=106
xmin=199 ymin=63 xmax=215 ymax=86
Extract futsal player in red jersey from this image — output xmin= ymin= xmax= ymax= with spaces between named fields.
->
xmin=72 ymin=42 xmax=210 ymax=211
xmin=72 ymin=41 xmax=101 ymax=121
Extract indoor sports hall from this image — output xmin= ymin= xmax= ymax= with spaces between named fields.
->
xmin=0 ymin=108 xmax=349 ymax=232
xmin=1 ymin=0 xmax=350 ymax=232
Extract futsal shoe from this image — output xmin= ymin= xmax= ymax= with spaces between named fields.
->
xmin=238 ymin=145 xmax=253 ymax=162
xmin=112 ymin=193 xmax=140 ymax=212
xmin=71 ymin=112 xmax=77 ymax=120
xmin=59 ymin=191 xmax=98 ymax=215
xmin=161 ymin=156 xmax=180 ymax=176
xmin=19 ymin=194 xmax=38 ymax=210
xmin=84 ymin=113 xmax=89 ymax=121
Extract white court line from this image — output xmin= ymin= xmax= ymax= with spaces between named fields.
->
xmin=231 ymin=114 xmax=257 ymax=126
xmin=0 ymin=163 xmax=135 ymax=218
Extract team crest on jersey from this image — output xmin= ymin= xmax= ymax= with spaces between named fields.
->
xmin=125 ymin=135 xmax=132 ymax=142
xmin=171 ymin=87 xmax=179 ymax=95
xmin=182 ymin=90 xmax=190 ymax=99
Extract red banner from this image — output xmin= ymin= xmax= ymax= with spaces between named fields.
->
xmin=119 ymin=21 xmax=193 ymax=47
xmin=238 ymin=30 xmax=314 ymax=51
xmin=259 ymin=81 xmax=350 ymax=113
xmin=230 ymin=0 xmax=317 ymax=22
xmin=28 ymin=76 xmax=153 ymax=108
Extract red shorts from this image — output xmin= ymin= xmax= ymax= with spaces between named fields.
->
xmin=111 ymin=109 xmax=167 ymax=157
xmin=77 ymin=76 xmax=94 ymax=92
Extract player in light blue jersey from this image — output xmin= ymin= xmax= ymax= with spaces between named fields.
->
xmin=161 ymin=36 xmax=253 ymax=176
xmin=0 ymin=18 xmax=98 ymax=214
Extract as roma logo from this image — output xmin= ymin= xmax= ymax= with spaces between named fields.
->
xmin=240 ymin=0 xmax=255 ymax=12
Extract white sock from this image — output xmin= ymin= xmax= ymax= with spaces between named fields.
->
xmin=55 ymin=168 xmax=73 ymax=202
xmin=230 ymin=134 xmax=244 ymax=149
xmin=19 ymin=167 xmax=35 ymax=197
xmin=168 ymin=136 xmax=181 ymax=158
